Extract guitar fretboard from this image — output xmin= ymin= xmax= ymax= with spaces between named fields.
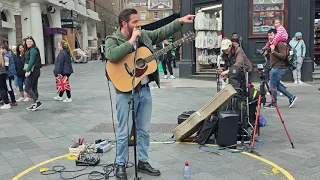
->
xmin=144 ymin=39 xmax=184 ymax=63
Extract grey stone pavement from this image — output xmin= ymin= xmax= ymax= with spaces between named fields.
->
xmin=0 ymin=60 xmax=320 ymax=180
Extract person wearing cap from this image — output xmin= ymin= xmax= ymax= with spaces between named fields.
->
xmin=217 ymin=38 xmax=252 ymax=80
xmin=289 ymin=32 xmax=306 ymax=84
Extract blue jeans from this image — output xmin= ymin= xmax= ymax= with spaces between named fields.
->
xmin=16 ymin=76 xmax=25 ymax=92
xmin=269 ymin=68 xmax=294 ymax=104
xmin=115 ymin=86 xmax=152 ymax=165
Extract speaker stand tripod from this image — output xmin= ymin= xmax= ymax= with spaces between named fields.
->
xmin=251 ymin=76 xmax=295 ymax=153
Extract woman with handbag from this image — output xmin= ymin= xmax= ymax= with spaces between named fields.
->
xmin=53 ymin=40 xmax=73 ymax=102
xmin=24 ymin=36 xmax=43 ymax=111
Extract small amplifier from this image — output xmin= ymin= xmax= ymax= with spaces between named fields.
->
xmin=216 ymin=111 xmax=239 ymax=148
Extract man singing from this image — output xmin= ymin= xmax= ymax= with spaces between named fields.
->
xmin=264 ymin=28 xmax=297 ymax=109
xmin=105 ymin=8 xmax=195 ymax=179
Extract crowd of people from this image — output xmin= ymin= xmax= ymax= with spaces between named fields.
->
xmin=0 ymin=37 xmax=74 ymax=111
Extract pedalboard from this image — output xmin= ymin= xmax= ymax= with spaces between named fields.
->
xmin=76 ymin=157 xmax=100 ymax=166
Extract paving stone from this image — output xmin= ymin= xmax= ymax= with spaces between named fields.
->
xmin=10 ymin=135 xmax=31 ymax=143
xmin=29 ymin=154 xmax=53 ymax=164
xmin=1 ymin=148 xmax=25 ymax=159
xmin=0 ymin=131 xmax=7 ymax=138
xmin=0 ymin=164 xmax=14 ymax=175
xmin=7 ymin=156 xmax=34 ymax=168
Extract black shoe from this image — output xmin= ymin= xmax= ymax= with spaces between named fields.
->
xmin=264 ymin=103 xmax=275 ymax=109
xmin=115 ymin=165 xmax=127 ymax=180
xmin=289 ymin=96 xmax=297 ymax=108
xmin=27 ymin=101 xmax=42 ymax=111
xmin=138 ymin=161 xmax=161 ymax=176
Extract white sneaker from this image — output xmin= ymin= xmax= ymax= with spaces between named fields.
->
xmin=0 ymin=104 xmax=11 ymax=110
xmin=279 ymin=93 xmax=283 ymax=96
xmin=23 ymin=97 xmax=31 ymax=102
xmin=170 ymin=75 xmax=175 ymax=79
xmin=54 ymin=96 xmax=63 ymax=101
xmin=16 ymin=97 xmax=24 ymax=102
xmin=298 ymin=81 xmax=304 ymax=84
xmin=294 ymin=81 xmax=298 ymax=84
xmin=63 ymin=98 xmax=72 ymax=103
xmin=163 ymin=75 xmax=168 ymax=79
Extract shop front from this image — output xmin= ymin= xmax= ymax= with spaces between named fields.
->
xmin=179 ymin=0 xmax=315 ymax=82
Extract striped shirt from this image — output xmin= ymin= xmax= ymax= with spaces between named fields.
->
xmin=274 ymin=25 xmax=288 ymax=41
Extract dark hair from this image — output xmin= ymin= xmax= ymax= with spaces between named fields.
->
xmin=118 ymin=8 xmax=138 ymax=27
xmin=16 ymin=44 xmax=24 ymax=56
xmin=267 ymin=28 xmax=277 ymax=34
xmin=232 ymin=32 xmax=238 ymax=35
xmin=25 ymin=36 xmax=37 ymax=49
xmin=1 ymin=44 xmax=9 ymax=51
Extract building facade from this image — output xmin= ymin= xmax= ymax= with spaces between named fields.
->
xmin=125 ymin=0 xmax=173 ymax=26
xmin=93 ymin=0 xmax=124 ymax=42
xmin=0 ymin=0 xmax=100 ymax=65
xmin=179 ymin=0 xmax=315 ymax=82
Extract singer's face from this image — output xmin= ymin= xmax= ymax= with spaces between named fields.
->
xmin=127 ymin=14 xmax=140 ymax=35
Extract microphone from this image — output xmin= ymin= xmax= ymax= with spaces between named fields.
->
xmin=136 ymin=27 xmax=141 ymax=43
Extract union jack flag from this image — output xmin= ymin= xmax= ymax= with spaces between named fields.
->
xmin=56 ymin=74 xmax=71 ymax=93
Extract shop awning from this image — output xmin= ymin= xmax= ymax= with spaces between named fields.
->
xmin=141 ymin=12 xmax=180 ymax=30
xmin=43 ymin=28 xmax=67 ymax=35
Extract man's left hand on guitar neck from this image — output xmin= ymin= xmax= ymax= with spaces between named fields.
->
xmin=179 ymin=14 xmax=196 ymax=24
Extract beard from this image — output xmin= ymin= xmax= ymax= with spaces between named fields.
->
xmin=127 ymin=25 xmax=134 ymax=37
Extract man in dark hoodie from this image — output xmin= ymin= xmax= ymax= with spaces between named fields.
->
xmin=105 ymin=8 xmax=195 ymax=180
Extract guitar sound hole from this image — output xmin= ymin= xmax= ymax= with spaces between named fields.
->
xmin=136 ymin=59 xmax=146 ymax=69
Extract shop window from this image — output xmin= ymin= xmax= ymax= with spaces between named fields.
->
xmin=249 ymin=0 xmax=288 ymax=38
xmin=163 ymin=11 xmax=169 ymax=18
xmin=1 ymin=12 xmax=7 ymax=22
xmin=140 ymin=12 xmax=146 ymax=20
xmin=153 ymin=11 xmax=159 ymax=19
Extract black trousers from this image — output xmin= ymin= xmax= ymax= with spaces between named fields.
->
xmin=161 ymin=53 xmax=173 ymax=75
xmin=25 ymin=70 xmax=40 ymax=103
xmin=0 ymin=74 xmax=9 ymax=104
xmin=57 ymin=74 xmax=71 ymax=98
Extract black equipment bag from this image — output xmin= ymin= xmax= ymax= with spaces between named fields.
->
xmin=196 ymin=113 xmax=219 ymax=145
xmin=177 ymin=110 xmax=196 ymax=124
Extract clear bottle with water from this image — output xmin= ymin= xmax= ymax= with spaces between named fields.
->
xmin=184 ymin=161 xmax=191 ymax=180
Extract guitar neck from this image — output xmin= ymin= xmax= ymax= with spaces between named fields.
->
xmin=144 ymin=39 xmax=184 ymax=63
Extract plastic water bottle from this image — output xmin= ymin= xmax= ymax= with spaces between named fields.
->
xmin=183 ymin=162 xmax=191 ymax=180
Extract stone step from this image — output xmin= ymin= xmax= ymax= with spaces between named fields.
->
xmin=196 ymin=71 xmax=217 ymax=76
xmin=191 ymin=74 xmax=217 ymax=81
xmin=313 ymin=74 xmax=320 ymax=79
xmin=199 ymin=68 xmax=217 ymax=73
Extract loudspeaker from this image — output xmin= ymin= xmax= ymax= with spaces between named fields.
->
xmin=216 ymin=111 xmax=239 ymax=148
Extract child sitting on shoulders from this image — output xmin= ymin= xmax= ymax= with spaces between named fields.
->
xmin=262 ymin=18 xmax=288 ymax=51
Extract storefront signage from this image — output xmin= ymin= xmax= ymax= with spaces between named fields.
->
xmin=61 ymin=19 xmax=82 ymax=28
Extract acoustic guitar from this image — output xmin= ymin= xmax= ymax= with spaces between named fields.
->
xmin=106 ymin=32 xmax=195 ymax=92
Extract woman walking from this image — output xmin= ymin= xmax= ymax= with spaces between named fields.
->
xmin=0 ymin=53 xmax=11 ymax=109
xmin=53 ymin=40 xmax=73 ymax=102
xmin=24 ymin=36 xmax=43 ymax=111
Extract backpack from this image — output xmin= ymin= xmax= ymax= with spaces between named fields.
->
xmin=283 ymin=42 xmax=299 ymax=71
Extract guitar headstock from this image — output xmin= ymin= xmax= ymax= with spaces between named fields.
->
xmin=182 ymin=31 xmax=196 ymax=42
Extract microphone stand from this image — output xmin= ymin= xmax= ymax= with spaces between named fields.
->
xmin=131 ymin=38 xmax=141 ymax=180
